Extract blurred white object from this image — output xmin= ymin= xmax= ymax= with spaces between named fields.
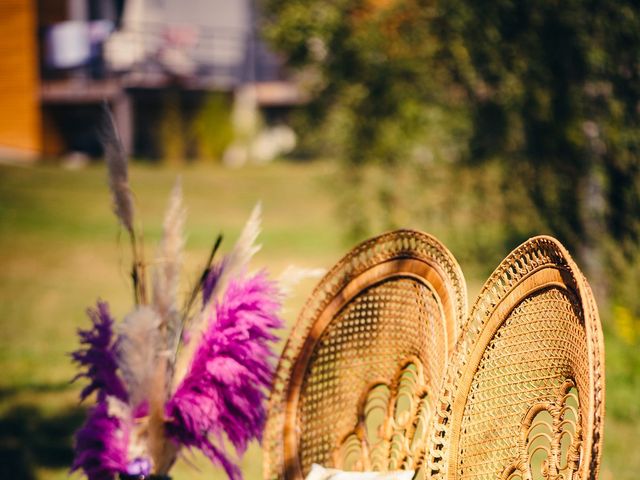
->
xmin=62 ymin=152 xmax=90 ymax=170
xmin=159 ymin=25 xmax=198 ymax=75
xmin=46 ymin=21 xmax=90 ymax=68
xmin=305 ymin=464 xmax=414 ymax=480
xmin=251 ymin=125 xmax=297 ymax=164
xmin=223 ymin=124 xmax=297 ymax=167
xmin=278 ymin=266 xmax=326 ymax=298
xmin=46 ymin=20 xmax=114 ymax=69
xmin=222 ymin=143 xmax=249 ymax=168
xmin=159 ymin=46 xmax=196 ymax=76
xmin=104 ymin=29 xmax=149 ymax=71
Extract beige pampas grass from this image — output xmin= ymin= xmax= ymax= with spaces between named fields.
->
xmin=103 ymin=106 xmax=135 ymax=236
xmin=153 ymin=177 xmax=186 ymax=354
xmin=225 ymin=202 xmax=262 ymax=277
xmin=278 ymin=265 xmax=326 ymax=297
xmin=151 ymin=178 xmax=186 ymax=456
xmin=276 ymin=266 xmax=326 ymax=316
xmin=102 ymin=105 xmax=148 ymax=305
xmin=204 ymin=202 xmax=262 ymax=308
xmin=116 ymin=306 xmax=161 ymax=409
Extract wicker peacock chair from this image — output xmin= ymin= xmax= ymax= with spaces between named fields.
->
xmin=263 ymin=230 xmax=468 ymax=479
xmin=264 ymin=233 xmax=605 ymax=480
xmin=418 ymin=235 xmax=605 ymax=480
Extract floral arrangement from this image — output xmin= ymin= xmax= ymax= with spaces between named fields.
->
xmin=70 ymin=114 xmax=284 ymax=480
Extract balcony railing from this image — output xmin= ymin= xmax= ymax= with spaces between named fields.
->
xmin=41 ymin=21 xmax=283 ymax=89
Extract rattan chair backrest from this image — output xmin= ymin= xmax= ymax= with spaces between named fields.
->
xmin=419 ymin=236 xmax=605 ymax=480
xmin=263 ymin=230 xmax=468 ymax=480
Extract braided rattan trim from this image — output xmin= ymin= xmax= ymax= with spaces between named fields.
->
xmin=421 ymin=236 xmax=605 ymax=480
xmin=580 ymin=276 xmax=605 ymax=478
xmin=263 ymin=230 xmax=468 ymax=480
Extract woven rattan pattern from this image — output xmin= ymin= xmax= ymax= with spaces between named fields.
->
xmin=298 ymin=278 xmax=442 ymax=474
xmin=335 ymin=360 xmax=432 ymax=472
xmin=421 ymin=236 xmax=605 ymax=480
xmin=456 ymin=286 xmax=587 ymax=479
xmin=502 ymin=380 xmax=582 ymax=479
xmin=263 ymin=230 xmax=467 ymax=480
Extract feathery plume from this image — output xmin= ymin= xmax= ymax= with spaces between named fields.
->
xmin=203 ymin=203 xmax=262 ymax=307
xmin=222 ymin=203 xmax=262 ymax=283
xmin=102 ymin=105 xmax=134 ymax=236
xmin=71 ymin=397 xmax=130 ymax=480
xmin=147 ymin=178 xmax=186 ymax=473
xmin=71 ymin=301 xmax=127 ymax=402
xmin=153 ymin=178 xmax=186 ymax=368
xmin=165 ymin=272 xmax=283 ymax=480
xmin=102 ymin=105 xmax=148 ymax=305
xmin=277 ymin=265 xmax=326 ymax=298
xmin=116 ymin=306 xmax=161 ymax=409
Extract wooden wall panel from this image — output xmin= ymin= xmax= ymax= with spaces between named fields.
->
xmin=0 ymin=0 xmax=41 ymax=156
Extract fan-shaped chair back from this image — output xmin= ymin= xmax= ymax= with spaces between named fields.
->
xmin=418 ymin=236 xmax=605 ymax=480
xmin=264 ymin=234 xmax=605 ymax=480
xmin=263 ymin=231 xmax=468 ymax=480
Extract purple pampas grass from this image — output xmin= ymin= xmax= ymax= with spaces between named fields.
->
xmin=72 ymin=301 xmax=128 ymax=402
xmin=165 ymin=271 xmax=283 ymax=480
xmin=72 ymin=129 xmax=284 ymax=479
xmin=71 ymin=399 xmax=130 ymax=480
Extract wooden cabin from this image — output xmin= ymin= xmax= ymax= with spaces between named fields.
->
xmin=0 ymin=0 xmax=41 ymax=160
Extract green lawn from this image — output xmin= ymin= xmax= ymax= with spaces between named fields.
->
xmin=0 ymin=160 xmax=637 ymax=479
xmin=0 ymin=161 xmax=343 ymax=480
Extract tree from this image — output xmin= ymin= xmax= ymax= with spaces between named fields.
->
xmin=264 ymin=0 xmax=640 ymax=271
xmin=265 ymin=0 xmax=461 ymax=238
xmin=435 ymin=0 xmax=640 ymax=256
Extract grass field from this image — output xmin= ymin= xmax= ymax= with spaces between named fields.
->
xmin=0 ymin=160 xmax=637 ymax=479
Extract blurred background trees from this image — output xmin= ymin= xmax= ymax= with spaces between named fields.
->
xmin=264 ymin=0 xmax=640 ymax=302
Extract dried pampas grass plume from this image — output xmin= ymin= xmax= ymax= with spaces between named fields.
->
xmin=149 ymin=178 xmax=186 ymax=473
xmin=203 ymin=202 xmax=263 ymax=307
xmin=102 ymin=104 xmax=134 ymax=236
xmin=222 ymin=202 xmax=262 ymax=284
xmin=153 ymin=177 xmax=185 ymax=355
xmin=116 ymin=306 xmax=161 ymax=409
xmin=101 ymin=104 xmax=147 ymax=305
xmin=278 ymin=265 xmax=326 ymax=298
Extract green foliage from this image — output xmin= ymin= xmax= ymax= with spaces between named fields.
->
xmin=436 ymin=0 xmax=640 ymax=256
xmin=265 ymin=10 xmax=640 ymax=469
xmin=605 ymin=320 xmax=640 ymax=422
xmin=265 ymin=0 xmax=640 ymax=256
xmin=266 ymin=0 xmax=464 ymax=237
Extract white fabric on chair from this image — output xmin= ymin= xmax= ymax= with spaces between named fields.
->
xmin=304 ymin=464 xmax=414 ymax=480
